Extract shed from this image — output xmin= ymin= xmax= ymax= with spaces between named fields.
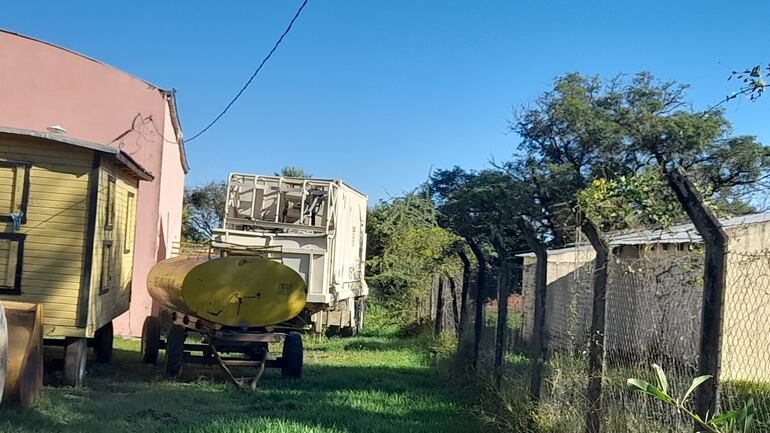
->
xmin=0 ymin=127 xmax=152 ymax=385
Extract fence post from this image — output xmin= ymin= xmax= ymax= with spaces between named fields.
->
xmin=664 ymin=166 xmax=728 ymax=419
xmin=515 ymin=217 xmax=548 ymax=401
xmin=448 ymin=276 xmax=461 ymax=335
xmin=578 ymin=213 xmax=610 ymax=433
xmin=467 ymin=237 xmax=487 ymax=372
xmin=491 ymin=234 xmax=510 ymax=388
xmin=458 ymin=250 xmax=472 ymax=336
xmin=435 ymin=277 xmax=445 ymax=336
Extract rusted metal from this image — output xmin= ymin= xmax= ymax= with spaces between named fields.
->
xmin=2 ymin=301 xmax=43 ymax=407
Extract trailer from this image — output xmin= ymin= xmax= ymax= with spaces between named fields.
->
xmin=141 ymin=253 xmax=308 ymax=388
xmin=211 ymin=173 xmax=369 ymax=336
xmin=0 ymin=128 xmax=151 ymax=387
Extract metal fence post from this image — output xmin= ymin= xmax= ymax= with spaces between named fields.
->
xmin=579 ymin=213 xmax=610 ymax=433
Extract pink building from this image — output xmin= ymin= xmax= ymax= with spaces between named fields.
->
xmin=0 ymin=29 xmax=188 ymax=337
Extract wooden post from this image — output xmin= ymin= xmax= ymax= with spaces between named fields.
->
xmin=578 ymin=213 xmax=610 ymax=433
xmin=664 ymin=166 xmax=728 ymax=419
xmin=516 ymin=217 xmax=548 ymax=401
xmin=468 ymin=237 xmax=486 ymax=372
xmin=448 ymin=276 xmax=461 ymax=335
xmin=435 ymin=277 xmax=445 ymax=335
xmin=458 ymin=250 xmax=472 ymax=336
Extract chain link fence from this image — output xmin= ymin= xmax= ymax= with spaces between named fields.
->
xmin=517 ymin=223 xmax=770 ymax=432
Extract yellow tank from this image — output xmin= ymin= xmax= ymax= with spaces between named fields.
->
xmin=147 ymin=256 xmax=307 ymax=327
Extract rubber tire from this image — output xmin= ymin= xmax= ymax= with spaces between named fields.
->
xmin=63 ymin=338 xmax=87 ymax=387
xmin=164 ymin=325 xmax=186 ymax=378
xmin=93 ymin=322 xmax=114 ymax=364
xmin=281 ymin=332 xmax=303 ymax=378
xmin=141 ymin=316 xmax=161 ymax=364
xmin=339 ymin=325 xmax=356 ymax=338
xmin=325 ymin=325 xmax=340 ymax=338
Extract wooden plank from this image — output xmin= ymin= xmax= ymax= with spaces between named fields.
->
xmin=9 ymin=293 xmax=79 ymax=305
xmin=24 ymin=264 xmax=82 ymax=277
xmin=19 ymin=278 xmax=82 ymax=292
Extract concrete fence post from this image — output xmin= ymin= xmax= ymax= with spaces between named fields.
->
xmin=664 ymin=166 xmax=728 ymax=419
xmin=578 ymin=212 xmax=610 ymax=433
xmin=515 ymin=217 xmax=548 ymax=401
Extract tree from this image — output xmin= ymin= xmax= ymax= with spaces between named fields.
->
xmin=183 ymin=180 xmax=227 ymax=241
xmin=508 ymin=72 xmax=770 ymax=238
xmin=366 ymin=190 xmax=462 ymax=324
xmin=275 ymin=166 xmax=312 ymax=177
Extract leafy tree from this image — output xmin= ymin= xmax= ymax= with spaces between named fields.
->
xmin=182 ymin=180 xmax=226 ymax=241
xmin=508 ymin=72 xmax=770 ymax=238
xmin=366 ymin=190 xmax=462 ymax=323
xmin=276 ymin=166 xmax=312 ymax=177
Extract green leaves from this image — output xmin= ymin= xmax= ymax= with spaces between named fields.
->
xmin=651 ymin=363 xmax=669 ymax=394
xmin=628 ymin=365 xmax=754 ymax=433
xmin=682 ymin=375 xmax=712 ymax=404
xmin=626 ymin=377 xmax=673 ymax=404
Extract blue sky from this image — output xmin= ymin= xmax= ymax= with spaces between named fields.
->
xmin=4 ymin=1 xmax=769 ymax=203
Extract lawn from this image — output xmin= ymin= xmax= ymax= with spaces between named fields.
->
xmin=0 ymin=328 xmax=482 ymax=433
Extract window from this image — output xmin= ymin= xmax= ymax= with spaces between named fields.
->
xmin=0 ymin=161 xmax=30 ymax=226
xmin=123 ymin=191 xmax=135 ymax=254
xmin=0 ymin=233 xmax=25 ymax=295
xmin=99 ymin=239 xmax=114 ymax=294
xmin=104 ymin=175 xmax=116 ymax=231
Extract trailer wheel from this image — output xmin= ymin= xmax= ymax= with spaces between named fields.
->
xmin=281 ymin=332 xmax=303 ymax=378
xmin=325 ymin=325 xmax=340 ymax=338
xmin=165 ymin=325 xmax=186 ymax=378
xmin=141 ymin=316 xmax=161 ymax=364
xmin=93 ymin=322 xmax=113 ymax=364
xmin=63 ymin=338 xmax=87 ymax=386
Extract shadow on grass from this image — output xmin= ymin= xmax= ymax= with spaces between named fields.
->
xmin=0 ymin=345 xmax=481 ymax=433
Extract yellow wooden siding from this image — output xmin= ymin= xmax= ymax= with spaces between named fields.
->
xmin=88 ymin=160 xmax=137 ymax=334
xmin=0 ymin=137 xmax=91 ymax=333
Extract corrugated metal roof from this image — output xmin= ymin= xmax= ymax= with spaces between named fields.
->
xmin=0 ymin=126 xmax=154 ymax=181
xmin=516 ymin=212 xmax=770 ymax=257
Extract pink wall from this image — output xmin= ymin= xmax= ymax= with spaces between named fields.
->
xmin=0 ymin=30 xmax=188 ymax=337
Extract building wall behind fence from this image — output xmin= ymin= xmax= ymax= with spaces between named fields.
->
xmin=722 ymin=221 xmax=770 ymax=383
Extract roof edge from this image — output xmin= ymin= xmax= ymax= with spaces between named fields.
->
xmin=0 ymin=29 xmax=165 ymax=91
xmin=0 ymin=126 xmax=154 ymax=181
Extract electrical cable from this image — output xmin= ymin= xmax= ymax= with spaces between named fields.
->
xmin=185 ymin=0 xmax=309 ymax=143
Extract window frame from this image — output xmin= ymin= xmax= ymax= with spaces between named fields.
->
xmin=123 ymin=191 xmax=135 ymax=254
xmin=0 ymin=233 xmax=25 ymax=295
xmin=104 ymin=174 xmax=116 ymax=231
xmin=0 ymin=160 xmax=31 ymax=225
xmin=99 ymin=239 xmax=114 ymax=295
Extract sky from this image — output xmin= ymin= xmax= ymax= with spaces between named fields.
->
xmin=3 ymin=1 xmax=769 ymax=203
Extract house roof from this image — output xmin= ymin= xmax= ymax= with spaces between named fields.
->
xmin=516 ymin=212 xmax=770 ymax=258
xmin=0 ymin=126 xmax=154 ymax=181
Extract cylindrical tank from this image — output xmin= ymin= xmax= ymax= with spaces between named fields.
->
xmin=147 ymin=256 xmax=307 ymax=328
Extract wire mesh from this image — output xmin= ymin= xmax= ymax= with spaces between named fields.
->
xmin=720 ymin=249 xmax=770 ymax=428
xmin=602 ymin=249 xmax=704 ymax=432
xmin=535 ymin=251 xmax=595 ymax=433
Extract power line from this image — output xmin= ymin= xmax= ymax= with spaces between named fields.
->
xmin=186 ymin=0 xmax=309 ymax=143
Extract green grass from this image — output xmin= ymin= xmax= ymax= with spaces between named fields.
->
xmin=0 ymin=323 xmax=482 ymax=433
